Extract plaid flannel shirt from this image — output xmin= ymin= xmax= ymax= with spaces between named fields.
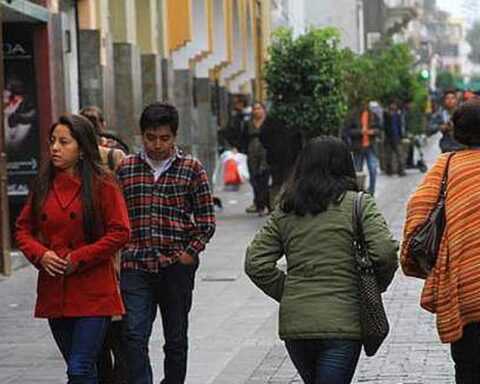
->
xmin=116 ymin=149 xmax=216 ymax=272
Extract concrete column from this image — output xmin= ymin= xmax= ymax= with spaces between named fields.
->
xmin=162 ymin=58 xmax=175 ymax=102
xmin=136 ymin=0 xmax=163 ymax=108
xmin=113 ymin=43 xmax=143 ymax=150
xmin=141 ymin=54 xmax=163 ymax=107
xmin=195 ymin=77 xmax=217 ymax=184
xmin=218 ymin=86 xmax=230 ymax=129
xmin=109 ymin=0 xmax=142 ymax=150
xmin=78 ymin=30 xmax=103 ymax=109
xmin=173 ymin=69 xmax=195 ymax=154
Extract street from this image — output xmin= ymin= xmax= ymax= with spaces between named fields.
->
xmin=0 ymin=135 xmax=454 ymax=384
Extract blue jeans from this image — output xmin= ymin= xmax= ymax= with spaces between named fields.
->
xmin=451 ymin=322 xmax=480 ymax=384
xmin=120 ymin=263 xmax=195 ymax=384
xmin=285 ymin=339 xmax=362 ymax=384
xmin=49 ymin=316 xmax=111 ymax=384
xmin=353 ymin=146 xmax=378 ymax=195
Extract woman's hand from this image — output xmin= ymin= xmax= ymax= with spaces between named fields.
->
xmin=64 ymin=255 xmax=76 ymax=276
xmin=40 ymin=251 xmax=68 ymax=276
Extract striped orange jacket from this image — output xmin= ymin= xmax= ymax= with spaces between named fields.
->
xmin=401 ymin=150 xmax=480 ymax=343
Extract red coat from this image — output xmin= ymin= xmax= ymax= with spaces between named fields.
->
xmin=15 ymin=171 xmax=131 ymax=318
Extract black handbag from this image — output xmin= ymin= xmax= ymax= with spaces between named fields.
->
xmin=407 ymin=153 xmax=454 ymax=274
xmin=352 ymin=192 xmax=389 ymax=357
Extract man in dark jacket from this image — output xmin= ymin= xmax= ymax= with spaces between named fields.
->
xmin=260 ymin=121 xmax=302 ymax=206
xmin=224 ymin=94 xmax=250 ymax=153
xmin=383 ymin=101 xmax=406 ymax=176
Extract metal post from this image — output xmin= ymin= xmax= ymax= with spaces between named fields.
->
xmin=0 ymin=5 xmax=12 ymax=276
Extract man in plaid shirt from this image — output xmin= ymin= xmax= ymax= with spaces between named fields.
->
xmin=116 ymin=102 xmax=216 ymax=384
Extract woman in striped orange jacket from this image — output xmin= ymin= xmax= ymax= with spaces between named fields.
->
xmin=401 ymin=99 xmax=480 ymax=384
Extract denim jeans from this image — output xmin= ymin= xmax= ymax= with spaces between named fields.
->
xmin=120 ymin=263 xmax=195 ymax=384
xmin=353 ymin=146 xmax=378 ymax=195
xmin=285 ymin=339 xmax=362 ymax=384
xmin=451 ymin=322 xmax=480 ymax=384
xmin=49 ymin=316 xmax=111 ymax=384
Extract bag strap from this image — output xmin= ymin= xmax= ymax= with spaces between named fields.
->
xmin=439 ymin=152 xmax=455 ymax=199
xmin=352 ymin=191 xmax=372 ymax=269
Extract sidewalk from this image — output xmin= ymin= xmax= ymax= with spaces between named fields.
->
xmin=0 ymin=135 xmax=454 ymax=384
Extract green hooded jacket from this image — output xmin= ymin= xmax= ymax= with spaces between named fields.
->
xmin=245 ymin=191 xmax=398 ymax=340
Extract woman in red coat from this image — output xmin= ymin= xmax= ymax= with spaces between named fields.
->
xmin=15 ymin=114 xmax=131 ymax=384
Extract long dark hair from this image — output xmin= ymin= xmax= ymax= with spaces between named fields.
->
xmin=30 ymin=114 xmax=106 ymax=242
xmin=280 ymin=136 xmax=358 ymax=216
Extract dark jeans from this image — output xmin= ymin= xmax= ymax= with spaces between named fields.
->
xmin=120 ymin=263 xmax=195 ymax=384
xmin=49 ymin=316 xmax=111 ymax=384
xmin=385 ymin=141 xmax=405 ymax=175
xmin=250 ymin=170 xmax=270 ymax=211
xmin=353 ymin=146 xmax=378 ymax=195
xmin=451 ymin=322 xmax=480 ymax=384
xmin=98 ymin=320 xmax=128 ymax=384
xmin=285 ymin=339 xmax=362 ymax=384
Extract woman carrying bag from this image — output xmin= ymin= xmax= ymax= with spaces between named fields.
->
xmin=15 ymin=114 xmax=131 ymax=384
xmin=245 ymin=136 xmax=398 ymax=384
xmin=401 ymin=100 xmax=480 ymax=384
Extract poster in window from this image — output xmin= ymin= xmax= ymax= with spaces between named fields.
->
xmin=3 ymin=24 xmax=39 ymax=198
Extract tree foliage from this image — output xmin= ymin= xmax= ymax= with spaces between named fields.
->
xmin=263 ymin=28 xmax=347 ymax=139
xmin=343 ymin=43 xmax=417 ymax=108
xmin=436 ymin=70 xmax=462 ymax=91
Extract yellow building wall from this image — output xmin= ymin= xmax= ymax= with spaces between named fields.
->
xmin=166 ymin=0 xmax=193 ymax=52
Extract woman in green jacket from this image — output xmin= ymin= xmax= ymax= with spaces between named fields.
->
xmin=245 ymin=136 xmax=398 ymax=384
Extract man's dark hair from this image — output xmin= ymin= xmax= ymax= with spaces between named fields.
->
xmin=139 ymin=102 xmax=179 ymax=135
xmin=233 ymin=94 xmax=247 ymax=108
xmin=443 ymin=89 xmax=457 ymax=99
xmin=453 ymin=99 xmax=480 ymax=146
xmin=280 ymin=136 xmax=358 ymax=216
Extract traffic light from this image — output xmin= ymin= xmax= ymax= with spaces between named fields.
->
xmin=420 ymin=68 xmax=430 ymax=81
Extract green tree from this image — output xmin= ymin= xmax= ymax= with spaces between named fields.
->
xmin=436 ymin=70 xmax=462 ymax=91
xmin=263 ymin=28 xmax=347 ymax=139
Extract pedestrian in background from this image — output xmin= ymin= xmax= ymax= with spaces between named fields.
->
xmin=80 ymin=106 xmax=128 ymax=384
xmin=436 ymin=89 xmax=465 ymax=153
xmin=383 ymin=100 xmax=406 ymax=176
xmin=223 ymin=94 xmax=250 ymax=154
xmin=259 ymin=115 xmax=302 ymax=208
xmin=80 ymin=105 xmax=130 ymax=155
xmin=352 ymin=101 xmax=381 ymax=196
xmin=80 ymin=106 xmax=126 ymax=170
xmin=245 ymin=136 xmax=398 ymax=384
xmin=116 ymin=102 xmax=216 ymax=384
xmin=15 ymin=114 xmax=131 ymax=384
xmin=244 ymin=101 xmax=270 ymax=215
xmin=402 ymin=99 xmax=480 ymax=384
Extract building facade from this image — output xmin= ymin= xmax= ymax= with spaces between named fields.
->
xmin=1 ymin=0 xmax=274 ymax=273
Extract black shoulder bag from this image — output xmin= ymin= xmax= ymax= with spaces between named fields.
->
xmin=407 ymin=152 xmax=454 ymax=274
xmin=353 ymin=192 xmax=389 ymax=357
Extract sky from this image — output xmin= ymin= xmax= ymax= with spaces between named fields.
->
xmin=436 ymin=0 xmax=463 ymax=17
xmin=436 ymin=0 xmax=480 ymax=25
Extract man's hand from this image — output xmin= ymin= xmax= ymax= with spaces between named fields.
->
xmin=178 ymin=251 xmax=197 ymax=266
xmin=40 ymin=251 xmax=68 ymax=276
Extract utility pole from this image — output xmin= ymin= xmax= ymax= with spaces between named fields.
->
xmin=0 ymin=5 xmax=12 ymax=276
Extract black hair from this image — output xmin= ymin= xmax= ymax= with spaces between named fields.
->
xmin=453 ymin=99 xmax=480 ymax=146
xmin=139 ymin=102 xmax=179 ymax=135
xmin=443 ymin=89 xmax=457 ymax=99
xmin=280 ymin=136 xmax=358 ymax=216
xmin=30 ymin=114 xmax=105 ymax=242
